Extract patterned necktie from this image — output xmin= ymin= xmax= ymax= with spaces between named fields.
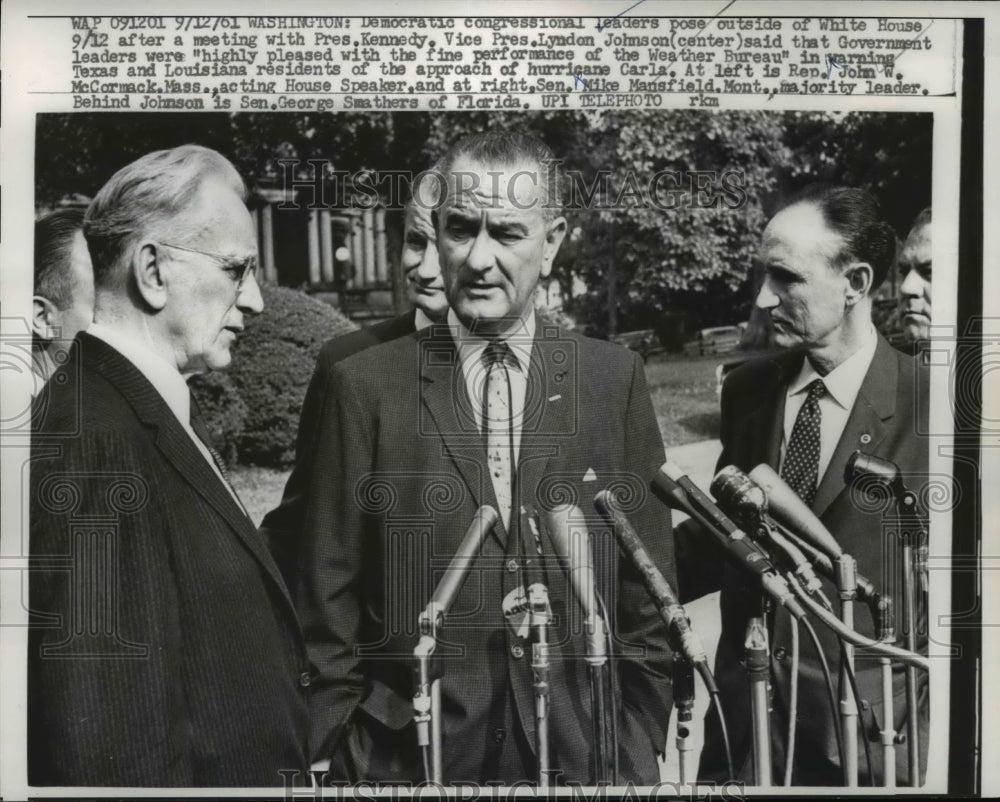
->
xmin=781 ymin=379 xmax=826 ymax=507
xmin=189 ymin=392 xmax=250 ymax=517
xmin=482 ymin=340 xmax=518 ymax=531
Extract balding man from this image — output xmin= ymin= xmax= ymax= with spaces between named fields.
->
xmin=297 ymin=131 xmax=675 ymax=785
xmin=683 ymin=186 xmax=929 ymax=786
xmin=29 ymin=145 xmax=310 ymax=786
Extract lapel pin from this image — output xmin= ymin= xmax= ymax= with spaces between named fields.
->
xmin=860 ymin=433 xmax=872 ymax=444
xmin=548 ymin=394 xmax=562 ymax=402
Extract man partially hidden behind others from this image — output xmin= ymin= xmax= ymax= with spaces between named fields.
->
xmin=29 ymin=145 xmax=310 ymax=785
xmin=297 ymin=131 xmax=675 ymax=784
xmin=32 ymin=207 xmax=95 ymax=391
xmin=263 ymin=174 xmax=449 ymax=593
xmin=898 ymin=207 xmax=932 ymax=346
xmin=679 ymin=185 xmax=929 ymax=785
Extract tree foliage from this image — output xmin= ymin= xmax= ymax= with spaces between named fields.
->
xmin=36 ymin=110 xmax=932 ymax=337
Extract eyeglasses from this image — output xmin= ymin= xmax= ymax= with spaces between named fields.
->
xmin=156 ymin=240 xmax=258 ymax=291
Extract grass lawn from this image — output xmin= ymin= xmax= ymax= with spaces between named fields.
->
xmin=643 ymin=351 xmax=724 ymax=450
xmin=230 ymin=351 xmax=729 ymax=525
xmin=229 ymin=467 xmax=292 ymax=528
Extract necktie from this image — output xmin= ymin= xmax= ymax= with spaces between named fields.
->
xmin=781 ymin=379 xmax=826 ymax=507
xmin=482 ymin=340 xmax=517 ymax=531
xmin=189 ymin=392 xmax=250 ymax=517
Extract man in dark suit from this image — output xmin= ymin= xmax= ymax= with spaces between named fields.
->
xmin=680 ymin=186 xmax=929 ymax=785
xmin=29 ymin=145 xmax=310 ymax=786
xmin=262 ymin=181 xmax=449 ymax=590
xmin=298 ymin=131 xmax=675 ymax=785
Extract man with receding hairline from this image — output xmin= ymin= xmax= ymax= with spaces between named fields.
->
xmin=297 ymin=131 xmax=675 ymax=785
xmin=680 ymin=185 xmax=929 ymax=786
xmin=32 ymin=208 xmax=95 ymax=390
xmin=29 ymin=145 xmax=310 ymax=786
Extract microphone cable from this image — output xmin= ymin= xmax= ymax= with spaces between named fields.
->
xmin=801 ymin=616 xmax=846 ymax=774
xmin=840 ymin=648 xmax=875 ymax=785
xmin=708 ymin=667 xmax=736 ymax=781
xmin=785 ymin=618 xmax=799 ymax=786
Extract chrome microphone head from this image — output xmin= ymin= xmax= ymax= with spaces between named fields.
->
xmin=845 ymin=450 xmax=901 ymax=488
xmin=711 ymin=465 xmax=768 ymax=526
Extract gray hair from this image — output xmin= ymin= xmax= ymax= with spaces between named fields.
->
xmin=83 ymin=145 xmax=246 ymax=285
xmin=434 ymin=130 xmax=564 ymax=221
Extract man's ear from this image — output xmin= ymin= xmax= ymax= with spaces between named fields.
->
xmin=132 ymin=242 xmax=169 ymax=311
xmin=540 ymin=216 xmax=567 ymax=279
xmin=843 ymin=261 xmax=874 ymax=305
xmin=32 ymin=295 xmax=57 ymax=340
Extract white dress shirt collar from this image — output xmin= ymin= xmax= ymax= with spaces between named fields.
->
xmin=87 ymin=322 xmax=191 ymax=425
xmin=787 ymin=324 xmax=879 ymax=411
xmin=780 ymin=325 xmax=879 ymax=483
xmin=413 ymin=308 xmax=436 ymax=332
xmin=447 ymin=308 xmax=535 ymax=376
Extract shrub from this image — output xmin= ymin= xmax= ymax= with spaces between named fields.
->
xmin=226 ymin=283 xmax=357 ymax=467
xmin=188 ymin=371 xmax=248 ymax=469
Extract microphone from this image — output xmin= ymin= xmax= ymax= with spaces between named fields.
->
xmin=539 ymin=504 xmax=606 ymax=663
xmin=747 ymin=464 xmax=844 ymax=559
xmin=420 ymin=505 xmax=499 ymax=629
xmin=594 ymin=490 xmax=715 ymax=687
xmin=712 ymin=466 xmax=825 ymax=599
xmin=540 ymin=504 xmax=595 ymax=616
xmin=651 ymin=463 xmax=805 ymax=620
xmin=845 ymin=451 xmax=902 ymax=492
xmin=414 ymin=505 xmax=498 ymax=756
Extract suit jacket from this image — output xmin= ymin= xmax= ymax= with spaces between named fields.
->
xmin=28 ymin=333 xmax=310 ymax=786
xmin=298 ymin=320 xmax=675 ymax=784
xmin=263 ymin=311 xmax=417 ymax=592
xmin=680 ymin=336 xmax=929 ymax=786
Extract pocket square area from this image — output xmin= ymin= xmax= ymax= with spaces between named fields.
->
xmin=582 ymin=468 xmax=597 ymax=482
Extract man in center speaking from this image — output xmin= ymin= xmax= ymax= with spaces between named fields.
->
xmin=297 ymin=131 xmax=675 ymax=785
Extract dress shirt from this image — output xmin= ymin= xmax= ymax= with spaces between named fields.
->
xmin=780 ymin=324 xmax=879 ymax=483
xmin=449 ymin=308 xmax=535 ymax=466
xmin=413 ymin=308 xmax=435 ymax=331
xmin=86 ymin=323 xmax=237 ymax=499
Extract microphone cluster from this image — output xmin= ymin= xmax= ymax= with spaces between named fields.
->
xmin=409 ymin=453 xmax=927 ymax=787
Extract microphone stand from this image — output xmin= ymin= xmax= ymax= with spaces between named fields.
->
xmin=672 ymin=654 xmax=696 ymax=784
xmin=876 ymin=593 xmax=897 ymax=787
xmin=897 ymin=495 xmax=923 ymax=788
xmin=411 ymin=505 xmax=498 ymax=785
xmin=414 ymin=609 xmax=444 ymax=784
xmin=744 ymin=610 xmax=772 ymax=787
xmin=586 ymin=610 xmax=609 ymax=784
xmin=528 ymin=583 xmax=552 ymax=788
xmin=836 ymin=555 xmax=860 ymax=787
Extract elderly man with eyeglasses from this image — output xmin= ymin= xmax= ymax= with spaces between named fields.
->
xmin=28 ymin=145 xmax=310 ymax=787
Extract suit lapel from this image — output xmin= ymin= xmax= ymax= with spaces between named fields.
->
xmin=416 ymin=327 xmax=501 ymax=543
xmin=812 ymin=337 xmax=898 ymax=516
xmin=517 ymin=330 xmax=570 ymax=512
xmin=734 ymin=354 xmax=792 ymax=472
xmin=82 ymin=334 xmax=296 ymax=609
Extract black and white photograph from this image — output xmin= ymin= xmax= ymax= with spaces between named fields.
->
xmin=0 ymin=2 xmax=992 ymax=799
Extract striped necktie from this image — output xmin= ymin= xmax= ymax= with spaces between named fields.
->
xmin=189 ymin=392 xmax=250 ymax=518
